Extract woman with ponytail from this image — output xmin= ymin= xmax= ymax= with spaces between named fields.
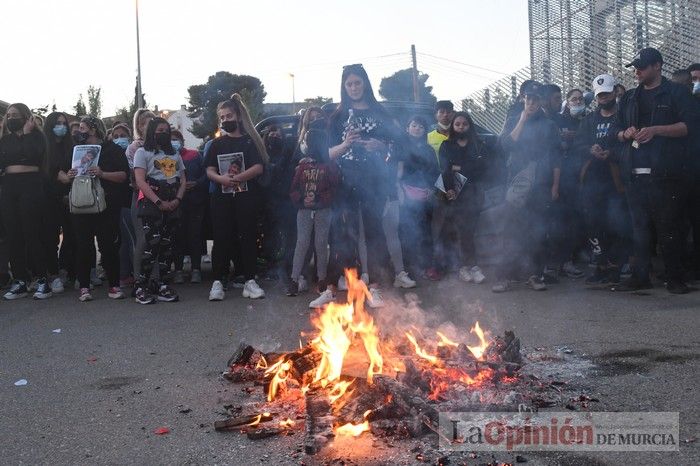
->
xmin=205 ymin=94 xmax=268 ymax=301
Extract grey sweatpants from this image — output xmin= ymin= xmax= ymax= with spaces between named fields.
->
xmin=291 ymin=208 xmax=332 ymax=282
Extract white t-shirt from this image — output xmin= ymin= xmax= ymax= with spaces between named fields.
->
xmin=133 ymin=148 xmax=184 ymax=182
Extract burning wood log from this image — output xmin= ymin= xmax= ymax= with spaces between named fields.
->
xmin=227 ymin=343 xmax=260 ymax=367
xmin=304 ymin=386 xmax=335 ymax=454
xmin=214 ymin=412 xmax=275 ymax=431
xmin=373 ymin=375 xmax=439 ymax=424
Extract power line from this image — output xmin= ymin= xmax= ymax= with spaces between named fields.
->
xmin=418 ymin=52 xmax=510 ymax=77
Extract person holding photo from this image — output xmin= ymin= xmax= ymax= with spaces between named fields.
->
xmin=0 ymin=103 xmax=53 ymax=299
xmin=206 ymin=94 xmax=268 ymax=301
xmin=433 ymin=112 xmax=488 ymax=284
xmin=133 ymin=118 xmax=186 ymax=304
xmin=59 ymin=116 xmax=130 ymax=302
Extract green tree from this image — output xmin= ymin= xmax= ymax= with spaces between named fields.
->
xmin=74 ymin=94 xmax=87 ymax=116
xmin=378 ymin=68 xmax=437 ymax=104
xmin=87 ymin=85 xmax=102 ymax=118
xmin=187 ymin=71 xmax=267 ymax=139
xmin=303 ymin=96 xmax=333 ymax=107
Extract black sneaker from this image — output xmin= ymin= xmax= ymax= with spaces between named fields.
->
xmin=585 ymin=268 xmax=608 ymax=285
xmin=157 ymin=284 xmax=179 ymax=302
xmin=3 ymin=280 xmax=28 ymax=300
xmin=135 ymin=286 xmax=157 ymax=305
xmin=33 ymin=278 xmax=53 ymax=300
xmin=666 ymin=280 xmax=690 ymax=295
xmin=611 ymin=277 xmax=653 ymax=292
xmin=231 ymin=275 xmax=245 ymax=289
xmin=286 ymin=280 xmax=299 ymax=297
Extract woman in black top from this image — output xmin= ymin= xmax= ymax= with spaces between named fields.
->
xmin=433 ymin=112 xmax=487 ymax=284
xmin=59 ymin=116 xmax=130 ymax=302
xmin=0 ymin=103 xmax=53 ymax=299
xmin=42 ymin=111 xmax=75 ymax=291
xmin=205 ymin=94 xmax=268 ymax=301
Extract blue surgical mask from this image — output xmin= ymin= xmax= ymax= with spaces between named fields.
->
xmin=171 ymin=140 xmax=182 ymax=152
xmin=52 ymin=124 xmax=68 ymax=137
xmin=113 ymin=137 xmax=129 ymax=150
xmin=569 ymin=104 xmax=586 ymax=116
xmin=693 ymin=81 xmax=700 ymax=95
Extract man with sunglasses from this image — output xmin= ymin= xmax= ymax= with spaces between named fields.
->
xmin=612 ymin=48 xmax=698 ymax=294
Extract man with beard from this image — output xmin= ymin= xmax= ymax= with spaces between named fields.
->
xmin=612 ymin=48 xmax=698 ymax=293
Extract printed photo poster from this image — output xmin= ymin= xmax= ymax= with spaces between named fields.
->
xmin=72 ymin=145 xmax=102 ymax=175
xmin=434 ymin=172 xmax=468 ymax=197
xmin=217 ymin=152 xmax=248 ymax=194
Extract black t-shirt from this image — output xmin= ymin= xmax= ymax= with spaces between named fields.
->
xmin=62 ymin=141 xmax=130 ymax=209
xmin=0 ymin=130 xmax=46 ymax=169
xmin=587 ymin=112 xmax=616 ymax=185
xmin=632 ymin=86 xmax=660 ymax=169
xmin=205 ymin=134 xmax=264 ymax=196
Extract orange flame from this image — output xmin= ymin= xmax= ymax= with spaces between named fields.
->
xmin=255 ymin=355 xmax=268 ymax=370
xmin=436 ymin=331 xmax=459 ymax=348
xmin=335 ymin=410 xmax=371 ymax=437
xmin=266 ymin=359 xmax=291 ymax=401
xmin=405 ymin=332 xmax=439 ymax=365
xmin=467 ymin=322 xmax=489 ymax=360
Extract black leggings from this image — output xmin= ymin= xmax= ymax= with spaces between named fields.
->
xmin=174 ymin=201 xmax=205 ymax=272
xmin=0 ymin=173 xmax=48 ymax=282
xmin=72 ymin=208 xmax=121 ymax=289
xmin=211 ymin=193 xmax=261 ymax=281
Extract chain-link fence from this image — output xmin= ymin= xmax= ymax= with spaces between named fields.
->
xmin=464 ymin=0 xmax=699 ymax=134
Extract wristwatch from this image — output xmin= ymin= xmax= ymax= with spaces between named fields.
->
xmin=155 ymin=199 xmax=162 ymax=206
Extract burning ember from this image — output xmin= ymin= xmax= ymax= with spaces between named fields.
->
xmin=222 ymin=269 xmax=527 ymax=454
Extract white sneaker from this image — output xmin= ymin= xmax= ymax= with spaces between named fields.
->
xmin=470 ymin=266 xmax=486 ymax=284
xmin=209 ymin=280 xmax=225 ymax=301
xmin=361 ymin=273 xmax=370 ymax=286
xmin=202 ymin=254 xmax=212 ymax=264
xmin=367 ymin=287 xmax=384 ymax=308
xmin=190 ymin=269 xmax=202 ymax=284
xmin=183 ymin=255 xmax=191 ymax=265
xmin=242 ymin=279 xmax=265 ymax=299
xmin=309 ymin=289 xmax=335 ymax=308
xmin=459 ymin=266 xmax=473 ymax=283
xmin=393 ymin=271 xmax=416 ymax=289
xmin=337 ymin=276 xmax=348 ymax=291
xmin=298 ymin=275 xmax=309 ymax=292
xmin=50 ymin=277 xmax=65 ymax=293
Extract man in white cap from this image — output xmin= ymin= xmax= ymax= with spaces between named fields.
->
xmin=573 ymin=74 xmax=627 ymax=285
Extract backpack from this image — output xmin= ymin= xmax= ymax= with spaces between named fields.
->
xmin=69 ymin=175 xmax=107 ymax=214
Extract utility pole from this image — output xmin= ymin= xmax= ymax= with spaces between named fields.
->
xmin=135 ymin=0 xmax=144 ymax=109
xmin=289 ymin=73 xmax=296 ymax=114
xmin=411 ymin=44 xmax=420 ymax=103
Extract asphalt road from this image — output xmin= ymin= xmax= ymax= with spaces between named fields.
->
xmin=1 ymin=272 xmax=698 ymax=466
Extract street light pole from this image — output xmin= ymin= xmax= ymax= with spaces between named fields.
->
xmin=289 ymin=73 xmax=296 ymax=114
xmin=135 ymin=0 xmax=144 ymax=109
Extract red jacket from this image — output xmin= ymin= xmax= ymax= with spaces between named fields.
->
xmin=289 ymin=158 xmax=339 ymax=210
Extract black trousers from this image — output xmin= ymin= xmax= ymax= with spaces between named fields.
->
xmin=72 ymin=207 xmax=121 ymax=289
xmin=0 ymin=173 xmax=48 ymax=282
xmin=688 ymin=179 xmax=700 ymax=273
xmin=174 ymin=201 xmax=205 ymax=271
xmin=211 ymin=193 xmax=261 ymax=281
xmin=626 ymin=175 xmax=688 ymax=282
xmin=42 ymin=196 xmax=76 ymax=277
xmin=580 ymin=183 xmax=630 ymax=267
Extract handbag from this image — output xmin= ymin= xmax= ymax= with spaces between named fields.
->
xmin=69 ymin=175 xmax=107 ymax=214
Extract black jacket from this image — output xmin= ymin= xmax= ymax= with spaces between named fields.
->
xmin=611 ymin=77 xmax=698 ymax=181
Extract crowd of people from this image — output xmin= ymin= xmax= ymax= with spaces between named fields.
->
xmin=0 ymin=47 xmax=698 ymax=307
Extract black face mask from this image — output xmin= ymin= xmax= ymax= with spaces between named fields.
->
xmin=599 ymin=100 xmax=616 ymax=111
xmin=155 ymin=133 xmax=171 ymax=148
xmin=221 ymin=120 xmax=238 ymax=134
xmin=6 ymin=118 xmax=24 ymax=133
xmin=73 ymin=131 xmax=90 ymax=144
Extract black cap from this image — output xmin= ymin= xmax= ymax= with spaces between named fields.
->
xmin=625 ymin=47 xmax=663 ymax=69
xmin=521 ymin=80 xmax=543 ymax=97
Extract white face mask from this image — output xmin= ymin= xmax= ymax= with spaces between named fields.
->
xmin=569 ymin=104 xmax=585 ymax=116
xmin=300 ymin=140 xmax=308 ymax=155
xmin=693 ymin=81 xmax=700 ymax=95
xmin=437 ymin=122 xmax=450 ymax=131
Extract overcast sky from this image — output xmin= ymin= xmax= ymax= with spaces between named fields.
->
xmin=2 ymin=0 xmax=530 ymax=116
